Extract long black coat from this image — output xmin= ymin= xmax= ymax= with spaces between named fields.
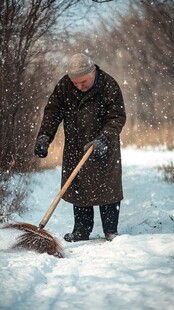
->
xmin=38 ymin=66 xmax=126 ymax=206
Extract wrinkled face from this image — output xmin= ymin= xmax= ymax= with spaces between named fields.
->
xmin=70 ymin=69 xmax=96 ymax=92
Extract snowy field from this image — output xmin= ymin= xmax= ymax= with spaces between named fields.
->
xmin=0 ymin=147 xmax=174 ymax=310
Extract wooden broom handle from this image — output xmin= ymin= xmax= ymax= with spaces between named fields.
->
xmin=39 ymin=144 xmax=94 ymax=229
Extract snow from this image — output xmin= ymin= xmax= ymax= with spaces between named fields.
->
xmin=0 ymin=147 xmax=174 ymax=310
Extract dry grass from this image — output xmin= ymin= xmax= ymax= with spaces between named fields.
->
xmin=38 ymin=123 xmax=174 ymax=170
xmin=121 ymin=122 xmax=174 ymax=150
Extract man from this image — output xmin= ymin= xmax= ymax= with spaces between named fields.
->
xmin=35 ymin=53 xmax=126 ymax=242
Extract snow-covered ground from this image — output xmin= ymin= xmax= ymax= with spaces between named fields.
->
xmin=0 ymin=147 xmax=174 ymax=310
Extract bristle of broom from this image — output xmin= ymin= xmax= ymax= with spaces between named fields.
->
xmin=4 ymin=223 xmax=64 ymax=258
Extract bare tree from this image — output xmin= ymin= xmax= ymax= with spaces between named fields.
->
xmin=95 ymin=1 xmax=174 ymax=129
xmin=0 ymin=0 xmax=82 ymax=173
xmin=0 ymin=0 xmax=82 ymax=220
xmin=122 ymin=0 xmax=174 ymax=128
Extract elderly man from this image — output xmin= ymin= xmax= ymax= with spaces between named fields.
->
xmin=35 ymin=53 xmax=126 ymax=242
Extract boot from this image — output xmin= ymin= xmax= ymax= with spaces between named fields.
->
xmin=64 ymin=231 xmax=89 ymax=242
xmin=105 ymin=232 xmax=118 ymax=241
xmin=100 ymin=202 xmax=120 ymax=238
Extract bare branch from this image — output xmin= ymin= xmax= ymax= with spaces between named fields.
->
xmin=92 ymin=0 xmax=114 ymax=2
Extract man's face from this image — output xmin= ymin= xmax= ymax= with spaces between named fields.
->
xmin=70 ymin=70 xmax=96 ymax=92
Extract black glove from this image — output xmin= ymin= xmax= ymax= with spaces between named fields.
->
xmin=34 ymin=135 xmax=51 ymax=158
xmin=84 ymin=134 xmax=109 ymax=158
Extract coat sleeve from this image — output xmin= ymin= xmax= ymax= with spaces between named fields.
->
xmin=37 ymin=81 xmax=65 ymax=142
xmin=102 ymin=80 xmax=126 ymax=142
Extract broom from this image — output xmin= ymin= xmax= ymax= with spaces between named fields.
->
xmin=3 ymin=145 xmax=94 ymax=258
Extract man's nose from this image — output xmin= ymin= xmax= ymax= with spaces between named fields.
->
xmin=76 ymin=83 xmax=83 ymax=90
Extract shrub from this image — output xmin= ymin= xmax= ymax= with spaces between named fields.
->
xmin=158 ymin=161 xmax=174 ymax=183
xmin=0 ymin=172 xmax=30 ymax=223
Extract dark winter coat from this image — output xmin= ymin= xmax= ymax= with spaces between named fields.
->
xmin=38 ymin=66 xmax=126 ymax=206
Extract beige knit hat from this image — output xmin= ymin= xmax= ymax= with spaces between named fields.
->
xmin=67 ymin=53 xmax=95 ymax=79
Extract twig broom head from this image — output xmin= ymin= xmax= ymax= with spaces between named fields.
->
xmin=4 ymin=223 xmax=64 ymax=258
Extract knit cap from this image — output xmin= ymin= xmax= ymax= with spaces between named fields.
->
xmin=67 ymin=53 xmax=95 ymax=79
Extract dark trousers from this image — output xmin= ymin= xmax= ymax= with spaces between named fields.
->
xmin=72 ymin=202 xmax=120 ymax=235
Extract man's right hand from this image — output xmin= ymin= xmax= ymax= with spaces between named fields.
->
xmin=84 ymin=134 xmax=109 ymax=158
xmin=34 ymin=135 xmax=51 ymax=158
